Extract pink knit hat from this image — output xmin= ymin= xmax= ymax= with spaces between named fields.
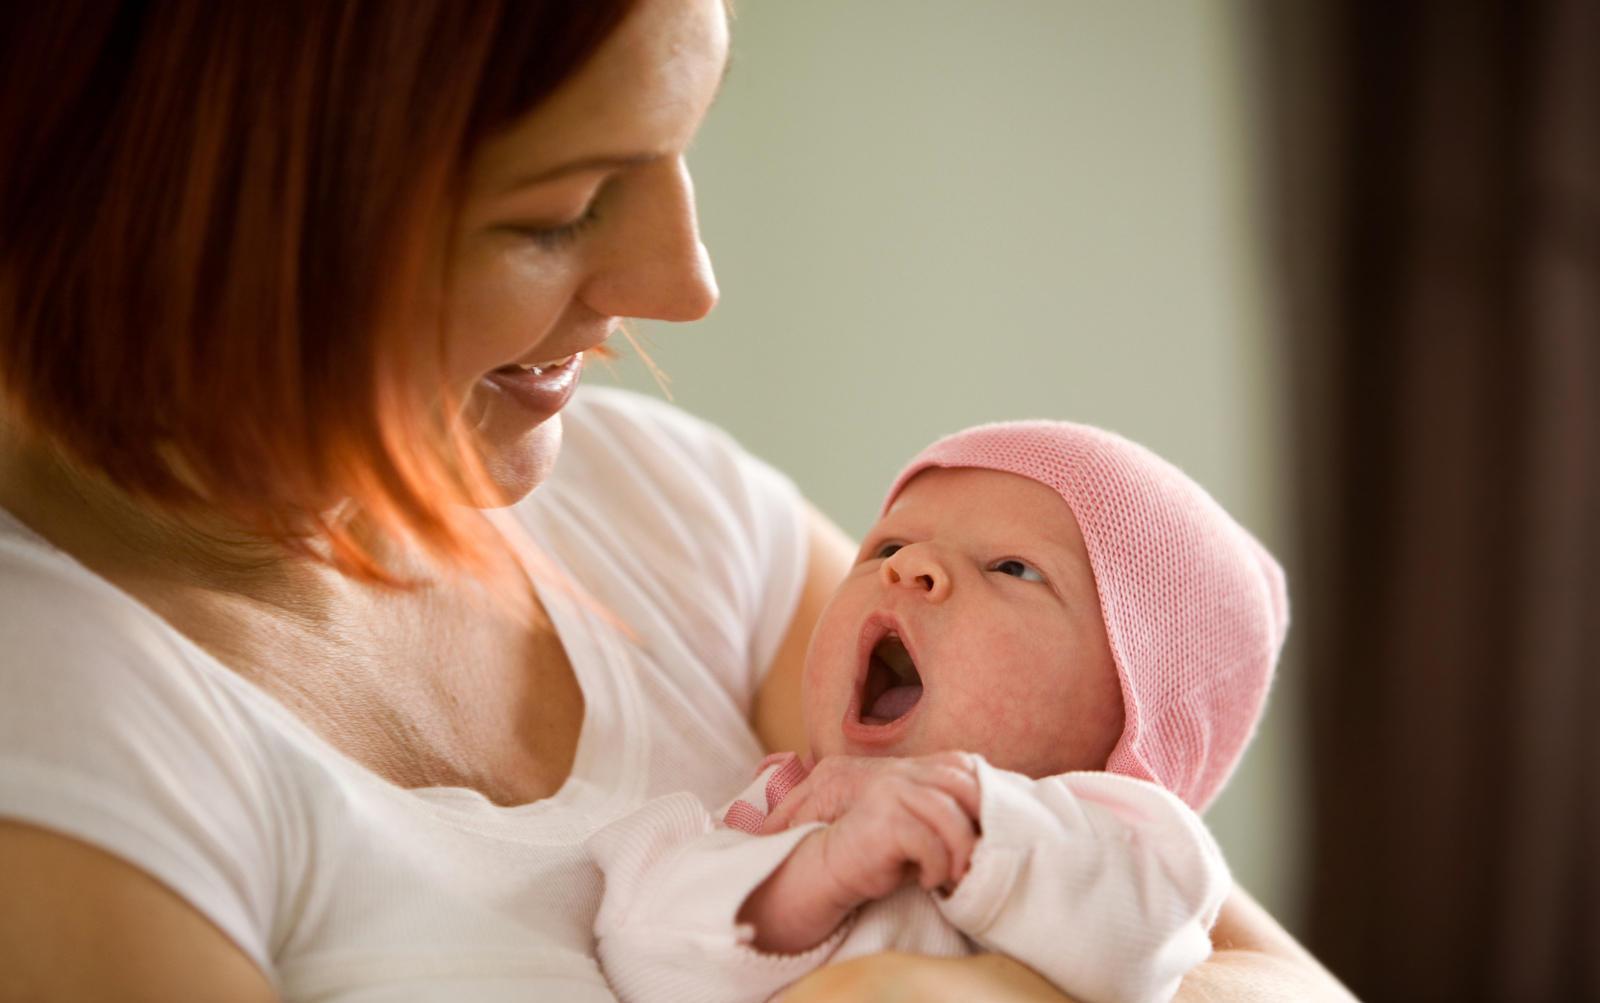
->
xmin=881 ymin=421 xmax=1288 ymax=812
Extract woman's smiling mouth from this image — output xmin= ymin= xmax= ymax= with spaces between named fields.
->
xmin=481 ymin=351 xmax=585 ymax=417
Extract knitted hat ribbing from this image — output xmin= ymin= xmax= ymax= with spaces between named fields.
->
xmin=881 ymin=421 xmax=1288 ymax=812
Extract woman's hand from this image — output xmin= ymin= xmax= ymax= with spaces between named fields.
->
xmin=759 ymin=751 xmax=980 ymax=835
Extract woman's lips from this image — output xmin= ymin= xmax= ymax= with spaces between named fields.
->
xmin=481 ymin=352 xmax=585 ymax=419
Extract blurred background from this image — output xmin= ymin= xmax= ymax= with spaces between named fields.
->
xmin=594 ymin=3 xmax=1599 ymax=1000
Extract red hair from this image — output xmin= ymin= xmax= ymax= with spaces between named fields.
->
xmin=0 ymin=0 xmax=639 ymax=585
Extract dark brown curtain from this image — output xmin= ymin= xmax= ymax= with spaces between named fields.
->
xmin=1258 ymin=1 xmax=1600 ymax=1000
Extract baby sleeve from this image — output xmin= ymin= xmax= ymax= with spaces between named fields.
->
xmin=0 ymin=554 xmax=283 ymax=975
xmin=587 ymin=760 xmax=841 ymax=1003
xmin=936 ymin=758 xmax=1230 ymax=1003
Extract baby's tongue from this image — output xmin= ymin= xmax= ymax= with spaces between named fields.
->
xmin=865 ymin=684 xmax=923 ymax=722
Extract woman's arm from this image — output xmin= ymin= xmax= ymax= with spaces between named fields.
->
xmin=773 ymin=889 xmax=1356 ymax=1003
xmin=752 ymin=501 xmax=855 ymax=757
xmin=1176 ymin=887 xmax=1357 ymax=1003
xmin=0 ymin=821 xmax=279 ymax=1003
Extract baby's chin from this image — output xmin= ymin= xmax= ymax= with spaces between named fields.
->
xmin=809 ymin=732 xmax=1109 ymax=779
xmin=808 ymin=731 xmax=932 ymax=763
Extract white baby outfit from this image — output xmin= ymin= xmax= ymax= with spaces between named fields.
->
xmin=0 ymin=387 xmax=809 ymax=1002
xmin=589 ymin=751 xmax=1229 ymax=1003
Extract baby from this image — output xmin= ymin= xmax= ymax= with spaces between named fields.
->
xmin=586 ymin=421 xmax=1288 ymax=1003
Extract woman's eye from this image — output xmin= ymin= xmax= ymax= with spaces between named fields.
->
xmin=991 ymin=559 xmax=1044 ymax=582
xmin=873 ymin=543 xmax=903 ymax=560
xmin=507 ymin=202 xmax=602 ymax=250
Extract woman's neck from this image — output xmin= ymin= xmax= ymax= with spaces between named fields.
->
xmin=0 ymin=421 xmax=536 ymax=637
xmin=0 ymin=423 xmax=380 ymax=625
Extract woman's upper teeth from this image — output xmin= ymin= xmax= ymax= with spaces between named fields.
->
xmin=517 ymin=353 xmax=574 ymax=374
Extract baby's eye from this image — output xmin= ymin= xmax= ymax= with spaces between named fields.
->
xmin=991 ymin=559 xmax=1045 ymax=582
xmin=873 ymin=542 xmax=903 ymax=560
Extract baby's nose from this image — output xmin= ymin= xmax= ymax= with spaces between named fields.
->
xmin=880 ymin=545 xmax=952 ymax=603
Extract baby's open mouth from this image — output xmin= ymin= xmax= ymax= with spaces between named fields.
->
xmin=859 ymin=631 xmax=923 ymax=725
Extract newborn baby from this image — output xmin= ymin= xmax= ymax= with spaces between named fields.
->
xmin=587 ymin=421 xmax=1289 ymax=1003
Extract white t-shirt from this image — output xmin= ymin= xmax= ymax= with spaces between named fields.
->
xmin=0 ymin=387 xmax=809 ymax=1002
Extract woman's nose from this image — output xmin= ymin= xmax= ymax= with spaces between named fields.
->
xmin=580 ymin=158 xmax=719 ymax=323
xmin=879 ymin=544 xmax=952 ymax=603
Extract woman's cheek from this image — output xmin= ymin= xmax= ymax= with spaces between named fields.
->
xmin=445 ymin=245 xmax=577 ymax=375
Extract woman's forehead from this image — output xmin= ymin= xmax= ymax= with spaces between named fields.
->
xmin=467 ymin=0 xmax=730 ymax=194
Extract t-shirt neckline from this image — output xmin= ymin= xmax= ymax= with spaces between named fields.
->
xmin=0 ymin=498 xmax=642 ymax=828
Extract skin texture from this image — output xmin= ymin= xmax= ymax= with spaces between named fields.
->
xmin=804 ymin=467 xmax=1125 ymax=778
xmin=0 ymin=820 xmax=277 ymax=1003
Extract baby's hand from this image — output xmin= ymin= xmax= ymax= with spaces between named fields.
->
xmin=739 ymin=758 xmax=982 ymax=953
xmin=813 ymin=763 xmax=982 ymax=903
xmin=759 ymin=752 xmax=980 ymax=836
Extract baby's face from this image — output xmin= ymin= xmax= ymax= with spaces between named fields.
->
xmin=802 ymin=468 xmax=1124 ymax=778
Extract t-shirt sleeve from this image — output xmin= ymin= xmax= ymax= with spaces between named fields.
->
xmin=0 ymin=555 xmax=282 ymax=974
xmin=537 ymin=387 xmax=811 ymax=713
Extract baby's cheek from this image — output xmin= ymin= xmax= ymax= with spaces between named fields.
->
xmin=799 ymin=608 xmax=858 ymax=755
xmin=937 ymin=640 xmax=1084 ymax=775
xmin=935 ymin=668 xmax=1040 ymax=763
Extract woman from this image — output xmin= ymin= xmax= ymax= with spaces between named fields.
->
xmin=0 ymin=1 xmax=1350 ymax=999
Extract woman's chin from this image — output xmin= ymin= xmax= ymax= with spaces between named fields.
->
xmin=476 ymin=415 xmax=563 ymax=507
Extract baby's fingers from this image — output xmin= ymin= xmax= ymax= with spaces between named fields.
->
xmin=898 ymin=785 xmax=980 ymax=886
xmin=758 ymin=790 xmax=806 ymax=834
xmin=760 ymin=757 xmax=874 ymax=832
xmin=908 ymin=754 xmax=982 ymax=822
xmin=888 ymin=807 xmax=956 ymax=892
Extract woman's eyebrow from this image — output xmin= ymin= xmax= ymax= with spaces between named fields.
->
xmin=500 ymin=151 xmax=665 ymax=195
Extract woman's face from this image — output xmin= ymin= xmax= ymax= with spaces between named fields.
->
xmin=440 ymin=0 xmax=728 ymax=500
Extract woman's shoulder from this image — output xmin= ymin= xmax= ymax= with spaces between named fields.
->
xmin=0 ymin=516 xmax=180 ymax=674
xmin=0 ymin=514 xmax=286 ymax=970
xmin=0 ymin=511 xmax=278 ymax=783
